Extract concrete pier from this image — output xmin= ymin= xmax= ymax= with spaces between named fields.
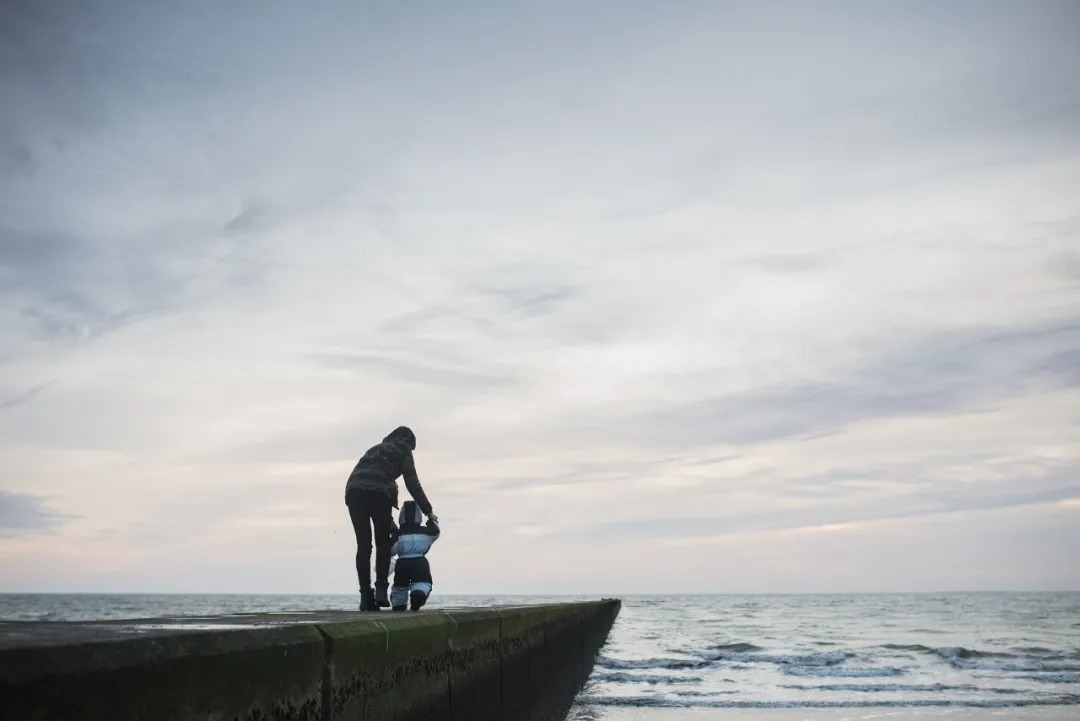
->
xmin=0 ymin=600 xmax=619 ymax=721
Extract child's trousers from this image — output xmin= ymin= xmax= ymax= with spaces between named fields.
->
xmin=391 ymin=556 xmax=433 ymax=610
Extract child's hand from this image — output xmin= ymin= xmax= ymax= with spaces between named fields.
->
xmin=428 ymin=513 xmax=439 ymax=524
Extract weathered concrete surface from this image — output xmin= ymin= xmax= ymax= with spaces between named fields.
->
xmin=0 ymin=621 xmax=325 ymax=721
xmin=0 ymin=600 xmax=620 ymax=721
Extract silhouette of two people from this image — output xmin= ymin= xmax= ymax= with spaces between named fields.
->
xmin=344 ymin=426 xmax=438 ymax=611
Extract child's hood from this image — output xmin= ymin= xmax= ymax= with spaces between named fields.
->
xmin=398 ymin=500 xmax=423 ymax=527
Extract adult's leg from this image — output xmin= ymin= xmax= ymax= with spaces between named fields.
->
xmin=371 ymin=493 xmax=393 ymax=605
xmin=347 ymin=493 xmax=373 ymax=591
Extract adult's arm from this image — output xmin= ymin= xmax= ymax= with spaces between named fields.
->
xmin=401 ymin=451 xmax=434 ymax=517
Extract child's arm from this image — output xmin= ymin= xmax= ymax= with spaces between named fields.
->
xmin=389 ymin=524 xmax=402 ymax=557
xmin=424 ymin=517 xmax=441 ymax=543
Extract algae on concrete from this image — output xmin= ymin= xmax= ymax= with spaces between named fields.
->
xmin=0 ymin=600 xmax=621 ymax=721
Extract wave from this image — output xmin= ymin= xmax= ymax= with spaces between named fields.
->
xmin=882 ymin=643 xmax=935 ymax=653
xmin=929 ymin=646 xmax=1080 ymax=671
xmin=782 ymin=683 xmax=1032 ymax=695
xmin=935 ymin=646 xmax=1015 ymax=660
xmin=1011 ymin=646 xmax=1057 ymax=655
xmin=596 ymin=655 xmax=709 ymax=671
xmin=576 ymin=695 xmax=1080 ymax=709
xmin=885 ymin=644 xmax=1079 ymax=663
xmin=603 ymin=648 xmax=853 ymax=672
xmin=591 ymin=672 xmax=703 ymax=685
xmin=707 ymin=650 xmax=851 ymax=666
xmin=1013 ymin=673 xmax=1080 ymax=684
xmin=782 ymin=665 xmax=906 ymax=678
xmin=881 ymin=645 xmax=1060 ymax=665
xmin=944 ymin=656 xmax=1080 ymax=672
xmin=711 ymin=642 xmax=763 ymax=653
xmin=783 ymin=683 xmax=975 ymax=693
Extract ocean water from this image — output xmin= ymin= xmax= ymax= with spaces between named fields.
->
xmin=569 ymin=593 xmax=1080 ymax=718
xmin=2 ymin=592 xmax=1078 ymax=718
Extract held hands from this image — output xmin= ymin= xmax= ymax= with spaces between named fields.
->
xmin=428 ymin=512 xmax=439 ymax=525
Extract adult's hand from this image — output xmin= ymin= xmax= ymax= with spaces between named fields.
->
xmin=428 ymin=513 xmax=439 ymax=524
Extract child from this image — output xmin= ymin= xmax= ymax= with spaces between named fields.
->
xmin=389 ymin=500 xmax=440 ymax=611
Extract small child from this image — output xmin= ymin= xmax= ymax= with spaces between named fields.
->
xmin=389 ymin=500 xmax=440 ymax=611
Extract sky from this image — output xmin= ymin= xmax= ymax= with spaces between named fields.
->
xmin=1 ymin=0 xmax=1078 ymax=595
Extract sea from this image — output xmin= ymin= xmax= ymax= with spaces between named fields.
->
xmin=2 ymin=592 xmax=1078 ymax=720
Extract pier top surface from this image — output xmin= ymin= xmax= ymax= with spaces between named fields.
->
xmin=0 ymin=601 xmax=611 ymax=651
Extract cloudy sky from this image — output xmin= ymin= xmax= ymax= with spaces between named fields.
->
xmin=1 ymin=1 xmax=1078 ymax=595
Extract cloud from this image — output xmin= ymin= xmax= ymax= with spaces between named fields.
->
xmin=0 ymin=383 xmax=51 ymax=411
xmin=0 ymin=0 xmax=1078 ymax=592
xmin=0 ymin=228 xmax=85 ymax=279
xmin=474 ymin=283 xmax=579 ymax=319
xmin=745 ymin=252 xmax=835 ymax=275
xmin=616 ymin=318 xmax=1080 ymax=449
xmin=0 ymin=491 xmax=72 ymax=537
xmin=0 ymin=221 xmax=253 ymax=349
xmin=312 ymin=347 xmax=524 ymax=389
xmin=561 ymin=464 xmax=1080 ymax=544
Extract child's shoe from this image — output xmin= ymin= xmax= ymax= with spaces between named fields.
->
xmin=410 ymin=590 xmax=427 ymax=611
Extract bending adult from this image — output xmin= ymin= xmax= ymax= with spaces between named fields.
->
xmin=344 ymin=426 xmax=437 ymax=611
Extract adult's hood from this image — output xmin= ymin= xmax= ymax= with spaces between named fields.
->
xmin=383 ymin=425 xmax=416 ymax=450
xmin=398 ymin=500 xmax=423 ymax=527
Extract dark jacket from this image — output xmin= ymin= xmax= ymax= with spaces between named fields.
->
xmin=345 ymin=426 xmax=433 ymax=515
